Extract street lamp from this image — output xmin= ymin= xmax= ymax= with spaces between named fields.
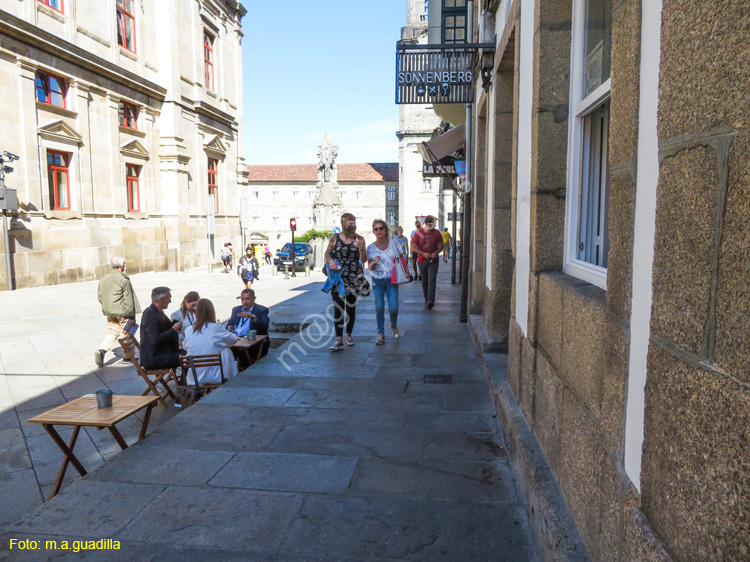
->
xmin=289 ymin=218 xmax=297 ymax=277
xmin=0 ymin=151 xmax=19 ymax=291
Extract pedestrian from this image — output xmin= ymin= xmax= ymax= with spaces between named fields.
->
xmin=220 ymin=243 xmax=232 ymax=273
xmin=263 ymin=244 xmax=272 ymax=265
xmin=410 ymin=219 xmax=422 ymax=280
xmin=411 ymin=215 xmax=444 ymax=309
xmin=394 ymin=225 xmax=411 ymax=282
xmin=324 ymin=212 xmax=370 ymax=351
xmin=171 ymin=291 xmax=199 ymax=345
xmin=237 ymin=245 xmax=259 ymax=289
xmin=140 ymin=286 xmax=183 ymax=370
xmin=394 ymin=225 xmax=409 ymax=255
xmin=367 ymin=219 xmax=404 ymax=345
xmin=441 ymin=227 xmax=452 ymax=262
xmin=95 ymin=255 xmax=140 ymax=368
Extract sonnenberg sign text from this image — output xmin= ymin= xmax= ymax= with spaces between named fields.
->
xmin=395 ymin=50 xmax=476 ymax=104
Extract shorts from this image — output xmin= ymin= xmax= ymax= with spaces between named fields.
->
xmin=222 ymin=258 xmax=231 ymax=266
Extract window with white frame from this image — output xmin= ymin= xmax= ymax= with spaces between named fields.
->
xmin=422 ymin=179 xmax=433 ymax=192
xmin=292 ymin=190 xmax=298 ymax=199
xmin=272 ymin=190 xmax=278 ymax=200
xmin=387 ymin=212 xmax=396 ymax=226
xmin=308 ymin=189 xmax=314 ymax=199
xmin=564 ymin=0 xmax=611 ymax=288
xmin=355 ymin=190 xmax=362 ymax=200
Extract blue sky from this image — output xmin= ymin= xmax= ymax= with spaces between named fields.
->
xmin=242 ymin=1 xmax=405 ymax=165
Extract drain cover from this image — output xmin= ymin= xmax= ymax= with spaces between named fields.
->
xmin=423 ymin=375 xmax=454 ymax=384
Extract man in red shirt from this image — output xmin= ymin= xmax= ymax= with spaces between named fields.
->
xmin=411 ymin=215 xmax=444 ymax=309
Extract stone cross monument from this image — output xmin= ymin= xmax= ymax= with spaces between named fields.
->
xmin=313 ymin=133 xmax=342 ymax=228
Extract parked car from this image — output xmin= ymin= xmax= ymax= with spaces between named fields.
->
xmin=274 ymin=242 xmax=314 ymax=271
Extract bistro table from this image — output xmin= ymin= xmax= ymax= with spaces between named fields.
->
xmin=232 ymin=334 xmax=268 ymax=367
xmin=27 ymin=394 xmax=159 ymax=499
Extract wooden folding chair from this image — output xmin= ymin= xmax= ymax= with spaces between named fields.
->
xmin=118 ymin=332 xmax=178 ymax=408
xmin=178 ymin=354 xmax=226 ymax=397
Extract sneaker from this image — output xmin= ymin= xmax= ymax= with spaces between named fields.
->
xmin=345 ymin=335 xmax=355 ymax=346
xmin=375 ymin=333 xmax=385 ymax=345
xmin=391 ymin=326 xmax=400 ymax=339
xmin=121 ymin=356 xmax=131 ymax=363
xmin=329 ymin=341 xmax=344 ymax=352
xmin=427 ymin=301 xmax=435 ymax=309
xmin=95 ymin=349 xmax=105 ymax=368
xmin=418 ymin=275 xmax=422 ymax=281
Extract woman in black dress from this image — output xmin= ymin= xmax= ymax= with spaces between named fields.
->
xmin=325 ymin=213 xmax=369 ymax=351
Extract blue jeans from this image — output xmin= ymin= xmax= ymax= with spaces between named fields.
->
xmin=372 ymin=277 xmax=399 ymax=334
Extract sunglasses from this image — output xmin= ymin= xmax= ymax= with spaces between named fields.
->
xmin=373 ymin=226 xmax=385 ymax=231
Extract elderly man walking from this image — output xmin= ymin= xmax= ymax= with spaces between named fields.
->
xmin=95 ymin=256 xmax=140 ymax=368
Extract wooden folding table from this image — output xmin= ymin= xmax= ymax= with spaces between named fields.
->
xmin=28 ymin=395 xmax=159 ymax=499
xmin=232 ymin=334 xmax=268 ymax=365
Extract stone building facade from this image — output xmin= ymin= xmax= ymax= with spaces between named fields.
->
xmin=246 ymin=162 xmax=398 ymax=250
xmin=458 ymin=0 xmax=748 ymax=560
xmin=0 ymin=0 xmax=248 ymax=291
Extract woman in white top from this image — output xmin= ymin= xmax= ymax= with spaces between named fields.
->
xmin=182 ymin=298 xmax=239 ymax=384
xmin=171 ymin=291 xmax=199 ymax=345
xmin=366 ymin=219 xmax=405 ymax=345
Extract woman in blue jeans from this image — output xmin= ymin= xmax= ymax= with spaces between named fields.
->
xmin=366 ymin=219 xmax=405 ymax=345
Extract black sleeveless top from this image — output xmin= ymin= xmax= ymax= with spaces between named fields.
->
xmin=332 ymin=234 xmax=370 ymax=297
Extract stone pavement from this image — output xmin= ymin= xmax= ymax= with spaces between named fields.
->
xmin=0 ymin=264 xmax=540 ymax=561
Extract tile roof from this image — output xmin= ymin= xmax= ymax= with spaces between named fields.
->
xmin=247 ymin=163 xmax=398 ymax=183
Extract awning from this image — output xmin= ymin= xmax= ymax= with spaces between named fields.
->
xmin=417 ymin=123 xmax=466 ymax=164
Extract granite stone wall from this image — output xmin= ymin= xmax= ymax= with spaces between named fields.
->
xmin=638 ymin=1 xmax=750 ymax=558
xmin=496 ymin=0 xmax=748 ymax=559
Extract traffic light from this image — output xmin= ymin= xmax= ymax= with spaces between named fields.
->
xmin=289 ymin=218 xmax=297 ymax=231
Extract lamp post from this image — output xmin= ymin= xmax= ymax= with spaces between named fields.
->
xmin=289 ymin=218 xmax=297 ymax=278
xmin=0 ymin=151 xmax=19 ymax=291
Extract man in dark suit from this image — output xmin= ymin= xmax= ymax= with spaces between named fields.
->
xmin=140 ymin=286 xmax=183 ymax=370
xmin=227 ymin=288 xmax=270 ymax=358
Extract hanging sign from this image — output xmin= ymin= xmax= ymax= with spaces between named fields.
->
xmin=395 ymin=50 xmax=476 ymax=104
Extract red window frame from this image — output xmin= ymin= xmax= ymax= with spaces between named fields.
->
xmin=207 ymin=158 xmax=218 ymax=213
xmin=35 ymin=71 xmax=66 ymax=108
xmin=47 ymin=150 xmax=71 ymax=211
xmin=204 ymin=31 xmax=215 ymax=91
xmin=38 ymin=0 xmax=64 ymax=13
xmin=116 ymin=0 xmax=136 ymax=53
xmin=119 ymin=101 xmax=137 ymax=129
xmin=126 ymin=164 xmax=140 ymax=212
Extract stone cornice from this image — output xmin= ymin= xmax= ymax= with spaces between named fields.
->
xmin=0 ymin=9 xmax=166 ymax=101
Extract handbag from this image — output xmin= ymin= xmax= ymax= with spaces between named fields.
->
xmin=176 ymin=357 xmax=203 ymax=408
xmin=391 ymin=249 xmax=409 ymax=285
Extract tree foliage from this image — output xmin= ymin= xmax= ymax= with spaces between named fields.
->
xmin=294 ymin=229 xmax=333 ymax=243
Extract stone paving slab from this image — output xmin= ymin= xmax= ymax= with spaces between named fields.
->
xmin=281 ymin=495 xmax=537 ymax=561
xmin=119 ymin=486 xmax=304 ymax=550
xmin=209 ymin=452 xmax=359 ymax=494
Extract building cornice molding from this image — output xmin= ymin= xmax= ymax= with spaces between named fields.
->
xmin=0 ymin=9 xmax=166 ymax=100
